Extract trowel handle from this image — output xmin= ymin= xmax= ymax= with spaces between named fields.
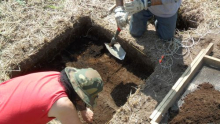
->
xmin=114 ymin=27 xmax=121 ymax=39
xmin=109 ymin=27 xmax=121 ymax=46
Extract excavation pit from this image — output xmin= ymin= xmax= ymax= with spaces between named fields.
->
xmin=12 ymin=17 xmax=154 ymax=123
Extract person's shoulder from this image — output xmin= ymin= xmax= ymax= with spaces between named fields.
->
xmin=48 ymin=97 xmax=74 ymax=117
xmin=51 ymin=97 xmax=73 ymax=111
xmin=56 ymin=97 xmax=73 ymax=108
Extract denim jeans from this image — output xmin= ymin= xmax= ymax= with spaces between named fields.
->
xmin=129 ymin=9 xmax=177 ymax=40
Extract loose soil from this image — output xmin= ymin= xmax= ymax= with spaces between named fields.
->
xmin=23 ymin=36 xmax=151 ymax=124
xmin=169 ymin=83 xmax=220 ymax=124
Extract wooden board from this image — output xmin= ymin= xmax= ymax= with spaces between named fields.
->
xmin=150 ymin=43 xmax=214 ymax=123
xmin=204 ymin=55 xmax=220 ymax=67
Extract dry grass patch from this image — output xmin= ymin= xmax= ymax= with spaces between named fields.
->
xmin=0 ymin=0 xmax=75 ymax=81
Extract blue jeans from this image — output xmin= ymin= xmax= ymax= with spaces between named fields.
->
xmin=129 ymin=9 xmax=177 ymax=40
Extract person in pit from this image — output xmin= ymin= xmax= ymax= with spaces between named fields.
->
xmin=0 ymin=67 xmax=104 ymax=124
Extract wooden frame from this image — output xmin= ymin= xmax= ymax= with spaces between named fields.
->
xmin=204 ymin=55 xmax=220 ymax=67
xmin=150 ymin=43 xmax=214 ymax=124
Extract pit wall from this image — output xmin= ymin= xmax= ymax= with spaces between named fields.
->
xmin=10 ymin=17 xmax=91 ymax=77
xmin=11 ymin=16 xmax=155 ymax=77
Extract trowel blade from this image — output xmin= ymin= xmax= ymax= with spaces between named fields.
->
xmin=104 ymin=42 xmax=126 ymax=60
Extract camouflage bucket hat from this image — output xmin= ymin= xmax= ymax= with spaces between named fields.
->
xmin=65 ymin=67 xmax=104 ymax=108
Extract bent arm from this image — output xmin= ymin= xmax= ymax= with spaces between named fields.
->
xmin=115 ymin=0 xmax=162 ymax=6
xmin=116 ymin=0 xmax=123 ymax=6
xmin=151 ymin=0 xmax=162 ymax=5
xmin=160 ymin=0 xmax=180 ymax=5
xmin=48 ymin=97 xmax=82 ymax=124
xmin=75 ymin=99 xmax=94 ymax=123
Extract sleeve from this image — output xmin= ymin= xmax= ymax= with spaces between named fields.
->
xmin=161 ymin=0 xmax=179 ymax=4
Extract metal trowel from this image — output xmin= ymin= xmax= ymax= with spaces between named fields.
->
xmin=104 ymin=27 xmax=126 ymax=60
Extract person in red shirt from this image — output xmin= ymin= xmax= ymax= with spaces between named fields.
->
xmin=0 ymin=67 xmax=104 ymax=124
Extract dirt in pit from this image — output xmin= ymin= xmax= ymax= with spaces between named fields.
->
xmin=169 ymin=83 xmax=220 ymax=124
xmin=25 ymin=36 xmax=151 ymax=124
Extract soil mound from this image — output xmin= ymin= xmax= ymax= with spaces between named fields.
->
xmin=169 ymin=82 xmax=220 ymax=124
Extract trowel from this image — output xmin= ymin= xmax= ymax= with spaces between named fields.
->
xmin=104 ymin=27 xmax=126 ymax=60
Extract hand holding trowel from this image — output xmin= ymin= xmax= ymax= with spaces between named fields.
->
xmin=104 ymin=7 xmax=129 ymax=60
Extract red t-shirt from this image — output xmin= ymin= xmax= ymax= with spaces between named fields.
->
xmin=0 ymin=72 xmax=67 ymax=124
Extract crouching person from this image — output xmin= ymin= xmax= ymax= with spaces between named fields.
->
xmin=0 ymin=67 xmax=104 ymax=124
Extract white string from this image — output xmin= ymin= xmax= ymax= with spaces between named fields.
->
xmin=155 ymin=29 xmax=220 ymax=82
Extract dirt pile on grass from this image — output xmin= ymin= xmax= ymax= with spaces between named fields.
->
xmin=169 ymin=82 xmax=220 ymax=124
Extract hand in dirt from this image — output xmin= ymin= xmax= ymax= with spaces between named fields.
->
xmin=80 ymin=108 xmax=94 ymax=124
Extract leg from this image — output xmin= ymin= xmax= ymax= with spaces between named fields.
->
xmin=155 ymin=13 xmax=178 ymax=41
xmin=129 ymin=9 xmax=153 ymax=38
